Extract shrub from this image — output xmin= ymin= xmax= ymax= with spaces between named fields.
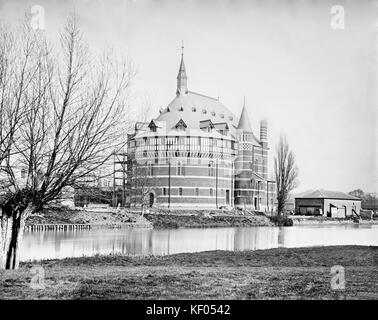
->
xmin=270 ymin=215 xmax=293 ymax=226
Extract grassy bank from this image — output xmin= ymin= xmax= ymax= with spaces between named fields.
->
xmin=0 ymin=246 xmax=376 ymax=299
xmin=144 ymin=211 xmax=272 ymax=228
xmin=26 ymin=207 xmax=140 ymax=227
xmin=26 ymin=208 xmax=271 ymax=229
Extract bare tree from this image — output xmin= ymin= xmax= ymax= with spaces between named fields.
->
xmin=274 ymin=135 xmax=298 ymax=215
xmin=0 ymin=16 xmax=135 ymax=269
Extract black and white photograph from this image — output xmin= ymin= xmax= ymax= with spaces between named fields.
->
xmin=0 ymin=0 xmax=377 ymax=308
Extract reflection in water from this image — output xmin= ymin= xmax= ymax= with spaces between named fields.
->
xmin=19 ymin=224 xmax=378 ymax=262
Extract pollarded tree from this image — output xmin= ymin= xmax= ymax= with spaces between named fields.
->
xmin=274 ymin=135 xmax=299 ymax=215
xmin=0 ymin=16 xmax=135 ymax=269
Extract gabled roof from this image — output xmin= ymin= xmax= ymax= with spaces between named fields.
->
xmin=135 ymin=122 xmax=149 ymax=131
xmin=237 ymin=105 xmax=253 ymax=132
xmin=199 ymin=119 xmax=214 ymax=129
xmin=296 ymin=189 xmax=361 ymax=201
xmin=173 ymin=119 xmax=187 ymax=130
xmin=148 ymin=119 xmax=162 ymax=129
xmin=213 ymin=122 xmax=229 ymax=130
xmin=251 ymin=172 xmax=265 ymax=181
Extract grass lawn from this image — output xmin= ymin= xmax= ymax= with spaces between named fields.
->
xmin=0 ymin=246 xmax=377 ymax=300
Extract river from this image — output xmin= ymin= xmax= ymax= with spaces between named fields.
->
xmin=19 ymin=224 xmax=378 ymax=262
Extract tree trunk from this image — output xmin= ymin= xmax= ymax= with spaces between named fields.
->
xmin=0 ymin=205 xmax=33 ymax=270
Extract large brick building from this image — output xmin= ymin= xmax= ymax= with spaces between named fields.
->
xmin=127 ymin=48 xmax=276 ymax=210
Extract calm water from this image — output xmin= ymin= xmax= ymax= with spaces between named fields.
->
xmin=20 ymin=224 xmax=378 ymax=262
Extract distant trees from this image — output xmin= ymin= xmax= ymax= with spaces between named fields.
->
xmin=274 ymin=135 xmax=299 ymax=215
xmin=349 ymin=189 xmax=377 ymax=210
xmin=0 ymin=15 xmax=135 ymax=269
xmin=348 ymin=189 xmax=364 ymax=199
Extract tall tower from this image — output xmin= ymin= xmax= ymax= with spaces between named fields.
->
xmin=176 ymin=42 xmax=188 ymax=95
xmin=234 ymin=101 xmax=269 ymax=210
xmin=234 ymin=101 xmax=255 ymax=208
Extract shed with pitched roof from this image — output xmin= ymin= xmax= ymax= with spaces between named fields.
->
xmin=295 ymin=189 xmax=361 ymax=218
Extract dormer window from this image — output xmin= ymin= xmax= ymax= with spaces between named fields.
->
xmin=200 ymin=120 xmax=214 ymax=132
xmin=202 ymin=109 xmax=207 ymax=114
xmin=220 ymin=114 xmax=224 ymax=118
xmin=148 ymin=120 xmax=158 ymax=132
xmin=167 ymin=107 xmax=170 ymax=112
xmin=211 ymin=112 xmax=216 ymax=116
xmin=192 ymin=107 xmax=196 ymax=112
xmin=174 ymin=119 xmax=187 ymax=131
xmin=228 ymin=116 xmax=233 ymax=121
xmin=178 ymin=106 xmax=184 ymax=111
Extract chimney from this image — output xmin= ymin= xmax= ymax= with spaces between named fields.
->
xmin=260 ymin=119 xmax=268 ymax=149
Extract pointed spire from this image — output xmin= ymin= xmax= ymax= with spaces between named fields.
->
xmin=176 ymin=41 xmax=188 ymax=95
xmin=237 ymin=99 xmax=253 ymax=132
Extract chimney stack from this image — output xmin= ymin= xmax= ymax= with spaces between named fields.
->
xmin=260 ymin=119 xmax=268 ymax=142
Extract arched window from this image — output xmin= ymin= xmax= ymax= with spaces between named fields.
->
xmin=208 ymin=161 xmax=215 ymax=177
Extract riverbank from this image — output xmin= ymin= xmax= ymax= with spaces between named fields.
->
xmin=291 ymin=215 xmax=378 ymax=226
xmin=26 ymin=207 xmax=152 ymax=228
xmin=0 ymin=245 xmax=376 ymax=299
xmin=26 ymin=207 xmax=273 ymax=229
xmin=144 ymin=210 xmax=272 ymax=228
xmin=25 ymin=207 xmax=378 ymax=229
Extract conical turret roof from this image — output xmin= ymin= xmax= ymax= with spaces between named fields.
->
xmin=237 ymin=104 xmax=252 ymax=132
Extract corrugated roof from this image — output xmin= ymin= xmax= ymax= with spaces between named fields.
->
xmin=296 ymin=189 xmax=361 ymax=200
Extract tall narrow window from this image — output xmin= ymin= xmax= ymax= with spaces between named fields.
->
xmin=147 ymin=162 xmax=153 ymax=176
xmin=177 ymin=161 xmax=185 ymax=176
xmin=195 ymin=188 xmax=199 ymax=197
xmin=179 ymin=188 xmax=183 ymax=196
xmin=208 ymin=161 xmax=215 ymax=176
xmin=163 ymin=188 xmax=167 ymax=196
xmin=210 ymin=188 xmax=213 ymax=197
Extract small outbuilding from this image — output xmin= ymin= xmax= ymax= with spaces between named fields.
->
xmin=295 ymin=190 xmax=361 ymax=218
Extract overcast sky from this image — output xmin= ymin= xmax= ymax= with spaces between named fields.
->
xmin=0 ymin=0 xmax=376 ymax=193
